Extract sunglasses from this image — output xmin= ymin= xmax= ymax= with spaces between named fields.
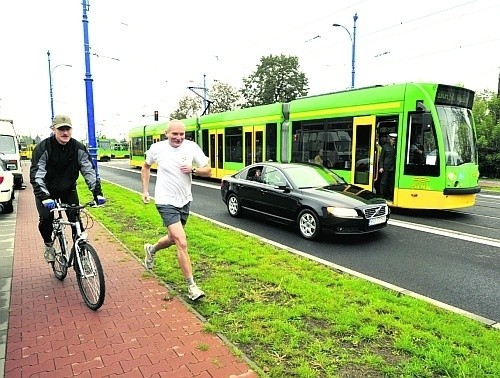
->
xmin=57 ymin=127 xmax=72 ymax=132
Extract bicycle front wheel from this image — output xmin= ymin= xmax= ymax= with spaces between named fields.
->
xmin=74 ymin=243 xmax=105 ymax=310
xmin=52 ymin=232 xmax=68 ymax=280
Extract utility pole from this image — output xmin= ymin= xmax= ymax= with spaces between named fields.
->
xmin=188 ymin=73 xmax=212 ymax=115
xmin=497 ymin=68 xmax=499 ymax=98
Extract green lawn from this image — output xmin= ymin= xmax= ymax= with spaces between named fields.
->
xmin=80 ymin=180 xmax=499 ymax=378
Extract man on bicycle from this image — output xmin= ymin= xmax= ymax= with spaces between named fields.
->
xmin=30 ymin=115 xmax=106 ymax=263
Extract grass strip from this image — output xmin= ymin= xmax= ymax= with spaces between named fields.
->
xmin=79 ymin=180 xmax=499 ymax=378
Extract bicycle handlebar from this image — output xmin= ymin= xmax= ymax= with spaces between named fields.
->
xmin=50 ymin=200 xmax=103 ymax=212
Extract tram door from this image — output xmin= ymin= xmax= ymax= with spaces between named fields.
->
xmin=209 ymin=129 xmax=224 ymax=178
xmin=243 ymin=126 xmax=265 ymax=166
xmin=352 ymin=116 xmax=376 ymax=191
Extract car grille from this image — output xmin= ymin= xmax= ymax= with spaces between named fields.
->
xmin=363 ymin=205 xmax=388 ymax=219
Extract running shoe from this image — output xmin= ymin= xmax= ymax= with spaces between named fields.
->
xmin=188 ymin=284 xmax=205 ymax=301
xmin=144 ymin=243 xmax=155 ymax=270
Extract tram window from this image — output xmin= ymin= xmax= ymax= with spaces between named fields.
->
xmin=146 ymin=135 xmax=154 ymax=150
xmin=201 ymin=129 xmax=209 ymax=157
xmin=291 ymin=119 xmax=353 ymax=169
xmin=131 ymin=137 xmax=144 ymax=156
xmin=266 ymin=123 xmax=277 ymax=162
xmin=404 ymin=112 xmax=439 ymax=176
xmin=225 ymin=126 xmax=243 ymax=163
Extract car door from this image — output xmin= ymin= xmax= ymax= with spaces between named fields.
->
xmin=259 ymin=167 xmax=298 ymax=223
xmin=237 ymin=166 xmax=265 ymax=212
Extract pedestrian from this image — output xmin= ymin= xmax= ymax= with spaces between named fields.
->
xmin=378 ymin=133 xmax=397 ymax=200
xmin=141 ymin=119 xmax=212 ymax=301
xmin=30 ymin=114 xmax=106 ymax=263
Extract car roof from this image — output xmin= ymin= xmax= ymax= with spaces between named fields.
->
xmin=249 ymin=162 xmax=315 ymax=170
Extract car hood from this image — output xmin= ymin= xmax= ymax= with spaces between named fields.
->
xmin=301 ymin=184 xmax=385 ymax=207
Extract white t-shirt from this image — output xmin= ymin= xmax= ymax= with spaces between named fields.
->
xmin=145 ymin=139 xmax=209 ymax=207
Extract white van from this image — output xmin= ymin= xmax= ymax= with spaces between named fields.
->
xmin=0 ymin=119 xmax=23 ymax=189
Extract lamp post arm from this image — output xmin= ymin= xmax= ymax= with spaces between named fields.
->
xmin=332 ymin=24 xmax=352 ymax=42
xmin=52 ymin=63 xmax=73 ymax=74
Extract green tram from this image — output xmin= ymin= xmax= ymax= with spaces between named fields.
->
xmin=129 ymin=117 xmax=198 ymax=170
xmin=92 ymin=138 xmax=130 ymax=161
xmin=129 ymin=82 xmax=480 ymax=209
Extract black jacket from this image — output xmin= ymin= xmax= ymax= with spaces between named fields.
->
xmin=379 ymin=142 xmax=396 ymax=172
xmin=30 ymin=135 xmax=103 ymax=201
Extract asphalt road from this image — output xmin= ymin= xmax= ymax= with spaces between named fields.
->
xmin=96 ymin=161 xmax=500 ymax=324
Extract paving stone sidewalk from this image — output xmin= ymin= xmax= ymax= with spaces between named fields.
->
xmin=3 ymin=174 xmax=258 ymax=377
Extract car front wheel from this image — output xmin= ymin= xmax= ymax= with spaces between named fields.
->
xmin=226 ymin=193 xmax=242 ymax=217
xmin=297 ymin=209 xmax=320 ymax=240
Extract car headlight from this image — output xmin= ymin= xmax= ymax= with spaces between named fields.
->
xmin=327 ymin=207 xmax=358 ymax=218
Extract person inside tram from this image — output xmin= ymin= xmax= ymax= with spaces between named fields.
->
xmin=314 ymin=149 xmax=324 ymax=165
xmin=379 ymin=133 xmax=397 ymax=200
xmin=374 ymin=133 xmax=386 ymax=195
xmin=410 ymin=136 xmax=425 ymax=164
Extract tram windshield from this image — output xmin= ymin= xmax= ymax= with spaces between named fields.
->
xmin=436 ymin=106 xmax=476 ymax=166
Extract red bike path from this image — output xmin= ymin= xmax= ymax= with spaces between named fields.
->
xmin=2 ymin=171 xmax=258 ymax=377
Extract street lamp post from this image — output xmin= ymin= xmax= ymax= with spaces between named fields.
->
xmin=81 ymin=0 xmax=98 ymax=172
xmin=333 ymin=12 xmax=358 ymax=89
xmin=47 ymin=50 xmax=72 ymax=122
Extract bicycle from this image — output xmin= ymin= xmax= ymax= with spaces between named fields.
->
xmin=50 ymin=199 xmax=106 ymax=310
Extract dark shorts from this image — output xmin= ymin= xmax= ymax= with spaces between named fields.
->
xmin=156 ymin=203 xmax=191 ymax=227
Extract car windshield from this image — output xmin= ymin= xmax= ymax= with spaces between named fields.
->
xmin=284 ymin=165 xmax=345 ymax=189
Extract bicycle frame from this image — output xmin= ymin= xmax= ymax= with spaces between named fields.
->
xmin=52 ymin=203 xmax=88 ymax=274
xmin=50 ymin=199 xmax=106 ymax=310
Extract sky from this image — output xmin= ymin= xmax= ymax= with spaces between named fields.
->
xmin=1 ymin=0 xmax=499 ymax=142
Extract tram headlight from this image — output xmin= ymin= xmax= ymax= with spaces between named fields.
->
xmin=447 ymin=172 xmax=458 ymax=186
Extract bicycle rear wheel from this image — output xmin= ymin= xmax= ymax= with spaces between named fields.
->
xmin=74 ymin=243 xmax=105 ymax=310
xmin=52 ymin=232 xmax=68 ymax=280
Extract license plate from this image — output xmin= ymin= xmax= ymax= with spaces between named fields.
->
xmin=369 ymin=216 xmax=386 ymax=226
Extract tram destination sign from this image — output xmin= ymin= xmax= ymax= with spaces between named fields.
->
xmin=435 ymin=84 xmax=474 ymax=109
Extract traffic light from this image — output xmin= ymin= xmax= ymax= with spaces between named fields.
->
xmin=154 ymin=110 xmax=159 ymax=121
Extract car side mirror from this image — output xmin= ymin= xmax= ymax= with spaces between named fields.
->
xmin=275 ymin=185 xmax=290 ymax=192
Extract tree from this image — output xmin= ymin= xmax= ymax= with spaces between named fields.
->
xmin=169 ymin=95 xmax=201 ymax=120
xmin=241 ymin=54 xmax=309 ymax=107
xmin=208 ymin=81 xmax=241 ymax=113
xmin=473 ymin=90 xmax=500 ymax=178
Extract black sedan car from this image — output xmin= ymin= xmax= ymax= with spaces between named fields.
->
xmin=220 ymin=162 xmax=389 ymax=240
